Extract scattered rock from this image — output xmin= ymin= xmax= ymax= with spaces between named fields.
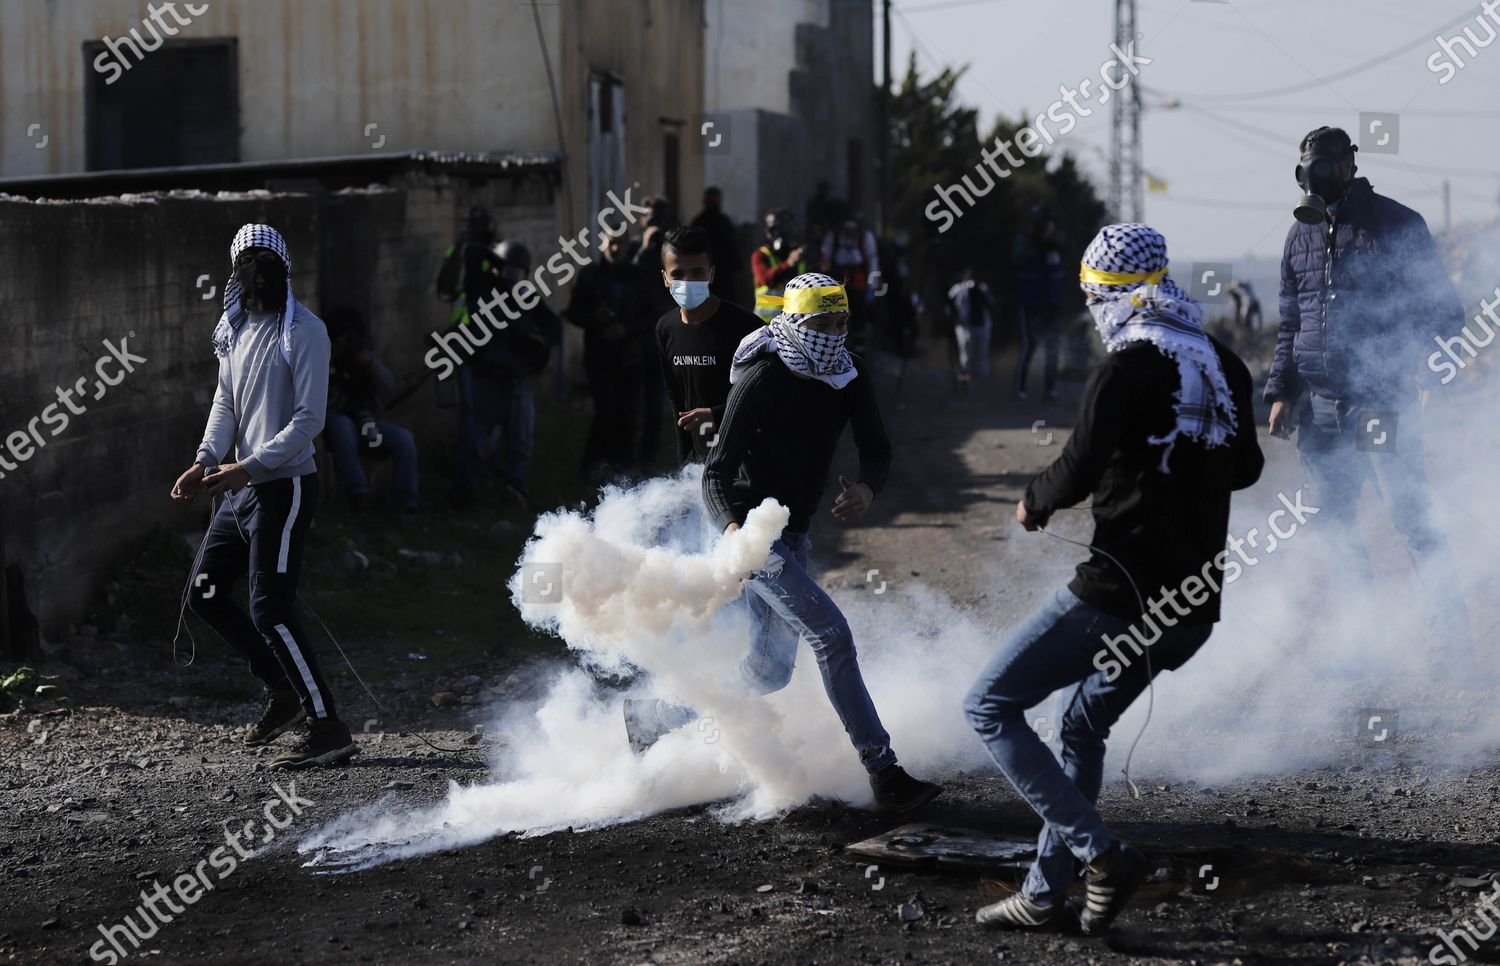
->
xmin=620 ymin=908 xmax=642 ymax=926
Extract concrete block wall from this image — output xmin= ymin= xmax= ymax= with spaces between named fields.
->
xmin=0 ymin=191 xmax=320 ymax=635
xmin=0 ymin=165 xmax=563 ymax=637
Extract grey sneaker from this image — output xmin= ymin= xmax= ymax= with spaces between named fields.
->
xmin=976 ymin=893 xmax=1077 ymax=931
xmin=622 ymin=698 xmax=696 ymax=756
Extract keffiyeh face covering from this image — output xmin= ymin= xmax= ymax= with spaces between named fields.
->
xmin=735 ymin=272 xmax=857 ymax=389
xmin=1079 ymin=223 xmax=1237 ymax=472
xmin=213 ymin=223 xmax=295 ymax=359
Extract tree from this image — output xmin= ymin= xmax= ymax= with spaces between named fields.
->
xmin=886 ymin=53 xmax=1108 ymax=340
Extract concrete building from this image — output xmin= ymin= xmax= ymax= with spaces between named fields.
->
xmin=0 ymin=0 xmax=715 ymax=639
xmin=701 ymin=0 xmax=876 ymax=233
xmin=0 ymin=0 xmax=707 ymax=226
xmin=0 ymin=0 xmax=883 ymax=642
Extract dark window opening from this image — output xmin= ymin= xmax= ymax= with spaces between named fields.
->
xmin=846 ymin=138 xmax=863 ymax=211
xmin=662 ymin=131 xmax=681 ymax=219
xmin=84 ymin=38 xmax=239 ymax=170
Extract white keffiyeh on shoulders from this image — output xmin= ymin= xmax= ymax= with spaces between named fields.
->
xmin=1080 ymin=223 xmax=1237 ymax=473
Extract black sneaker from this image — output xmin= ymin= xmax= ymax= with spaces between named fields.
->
xmin=268 ymin=718 xmax=358 ymax=770
xmin=1079 ymin=843 xmax=1149 ymax=935
xmin=869 ymin=764 xmax=943 ymax=813
xmin=976 ymin=893 xmax=1078 ymax=931
xmin=243 ymin=689 xmax=306 ymax=747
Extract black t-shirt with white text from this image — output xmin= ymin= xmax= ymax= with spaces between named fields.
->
xmin=655 ymin=300 xmax=763 ymax=463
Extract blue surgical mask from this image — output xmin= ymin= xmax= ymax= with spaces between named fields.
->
xmin=669 ymin=280 xmax=711 ymax=310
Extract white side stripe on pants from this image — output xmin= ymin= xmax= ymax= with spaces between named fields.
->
xmin=275 ymin=623 xmax=327 ymax=718
xmin=277 ymin=476 xmax=302 ymax=573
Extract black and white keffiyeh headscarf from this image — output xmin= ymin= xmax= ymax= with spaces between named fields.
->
xmin=730 ymin=272 xmax=857 ymax=389
xmin=211 ymin=223 xmax=296 ymax=359
xmin=1080 ymin=223 xmax=1236 ymax=472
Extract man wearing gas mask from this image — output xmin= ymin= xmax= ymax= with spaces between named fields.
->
xmin=1267 ymin=126 xmax=1471 ymax=654
xmin=170 ymin=224 xmax=357 ymax=770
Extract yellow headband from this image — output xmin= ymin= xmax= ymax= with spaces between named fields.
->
xmin=1078 ymin=264 xmax=1168 ymax=286
xmin=755 ymin=285 xmax=849 ymax=316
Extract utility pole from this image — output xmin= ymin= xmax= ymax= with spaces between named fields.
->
xmin=1109 ymin=0 xmax=1143 ymax=222
xmin=1443 ymin=178 xmax=1452 ymax=234
xmin=878 ymin=0 xmax=891 ymax=236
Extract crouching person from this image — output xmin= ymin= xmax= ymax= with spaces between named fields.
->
xmin=964 ymin=225 xmax=1263 ymax=933
xmin=630 ymin=273 xmax=942 ymax=813
xmin=170 ymin=224 xmax=358 ymax=770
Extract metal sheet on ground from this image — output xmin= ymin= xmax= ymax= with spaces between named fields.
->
xmin=846 ymin=823 xmax=1037 ymax=873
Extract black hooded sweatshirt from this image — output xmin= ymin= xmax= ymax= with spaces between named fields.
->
xmin=703 ymin=354 xmax=891 ymax=534
xmin=1024 ymin=336 xmax=1264 ymax=625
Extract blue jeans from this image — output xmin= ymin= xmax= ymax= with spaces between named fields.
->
xmin=325 ymin=413 xmax=419 ymax=511
xmin=964 ymin=587 xmax=1211 ymax=903
xmin=657 ymin=531 xmax=896 ymax=773
xmin=458 ymin=366 xmax=535 ymax=494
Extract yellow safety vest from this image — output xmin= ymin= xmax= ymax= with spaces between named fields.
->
xmin=754 ymin=246 xmax=807 ymax=322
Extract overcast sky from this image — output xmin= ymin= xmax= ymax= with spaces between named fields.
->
xmin=882 ymin=0 xmax=1500 ymax=263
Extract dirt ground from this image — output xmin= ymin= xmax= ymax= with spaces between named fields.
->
xmin=4 ymin=344 xmax=1499 ymax=965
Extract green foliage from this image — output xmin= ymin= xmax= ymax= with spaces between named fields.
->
xmin=886 ymin=53 xmax=1109 ymax=320
xmin=1 ymin=665 xmax=66 ymax=712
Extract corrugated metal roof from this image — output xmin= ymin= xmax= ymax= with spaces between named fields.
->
xmin=0 ymin=151 xmax=566 ymax=200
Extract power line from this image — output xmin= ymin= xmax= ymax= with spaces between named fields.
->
xmin=1149 ymin=6 xmax=1482 ymax=103
xmin=889 ymin=6 xmax=945 ymax=73
xmin=900 ymin=0 xmax=1010 ymax=13
xmin=1150 ymin=194 xmax=1292 ymax=212
xmin=1146 ymin=100 xmax=1500 ymax=119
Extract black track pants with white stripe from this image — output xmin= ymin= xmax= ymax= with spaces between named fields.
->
xmin=188 ymin=474 xmax=338 ymax=720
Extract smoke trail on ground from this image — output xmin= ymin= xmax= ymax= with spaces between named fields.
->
xmin=1108 ymin=410 xmax=1500 ymax=784
xmin=299 ymin=467 xmax=1002 ymax=871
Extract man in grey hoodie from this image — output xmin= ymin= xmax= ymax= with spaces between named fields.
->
xmin=170 ymin=223 xmax=357 ymax=769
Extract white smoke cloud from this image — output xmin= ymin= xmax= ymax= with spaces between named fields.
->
xmin=301 ymin=314 xmax=1500 ymax=872
xmin=299 ymin=467 xmax=1003 ymax=872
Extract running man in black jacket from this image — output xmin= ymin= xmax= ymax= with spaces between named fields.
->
xmin=636 ymin=272 xmax=941 ymax=813
xmin=965 ymin=225 xmax=1263 ymax=934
